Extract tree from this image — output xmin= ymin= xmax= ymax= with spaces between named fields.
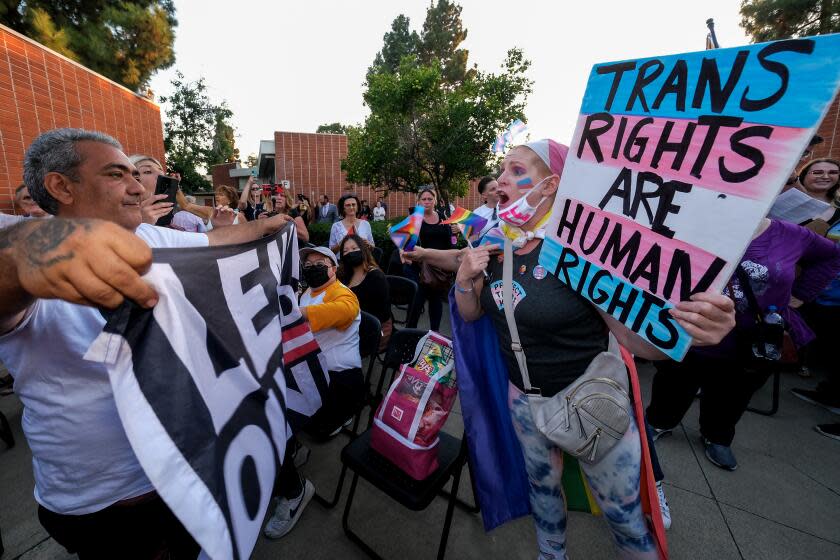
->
xmin=0 ymin=1 xmax=176 ymax=91
xmin=367 ymin=14 xmax=419 ymax=79
xmin=161 ymin=72 xmax=237 ymax=192
xmin=740 ymin=0 xmax=839 ymax=42
xmin=418 ymin=0 xmax=473 ymax=85
xmin=208 ymin=103 xmax=239 ymax=165
xmin=343 ymin=50 xmax=532 ymax=203
xmin=316 ymin=122 xmax=350 ymax=134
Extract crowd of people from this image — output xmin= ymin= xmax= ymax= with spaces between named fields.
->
xmin=0 ymin=126 xmax=839 ymax=559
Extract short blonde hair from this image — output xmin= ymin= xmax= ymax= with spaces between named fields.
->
xmin=128 ymin=154 xmax=163 ymax=170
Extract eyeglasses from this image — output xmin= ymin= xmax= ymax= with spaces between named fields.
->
xmin=302 ymin=261 xmax=332 ymax=270
xmin=808 ymin=169 xmax=840 ymax=176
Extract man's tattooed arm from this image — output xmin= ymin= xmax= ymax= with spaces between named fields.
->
xmin=0 ymin=219 xmax=93 ymax=325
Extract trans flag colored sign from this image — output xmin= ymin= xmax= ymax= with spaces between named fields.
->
xmin=539 ymin=35 xmax=840 ymax=360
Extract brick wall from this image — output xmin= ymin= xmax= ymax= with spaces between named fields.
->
xmin=274 ymin=131 xmax=487 ymax=219
xmin=0 ymin=24 xmax=164 ymax=213
xmin=211 ymin=162 xmax=238 ymax=189
xmin=813 ymin=96 xmax=840 ymax=162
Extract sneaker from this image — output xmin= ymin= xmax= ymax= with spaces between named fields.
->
xmin=790 ymin=389 xmax=840 ymax=414
xmin=293 ymin=443 xmax=311 ymax=469
xmin=651 ymin=427 xmax=673 ymax=442
xmin=814 ymin=423 xmax=840 ymax=442
xmin=263 ymin=479 xmax=315 ymax=539
xmin=703 ymin=439 xmax=737 ymax=471
xmin=655 ymin=481 xmax=672 ymax=530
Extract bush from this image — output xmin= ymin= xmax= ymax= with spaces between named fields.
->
xmin=305 ymin=217 xmax=464 ymax=270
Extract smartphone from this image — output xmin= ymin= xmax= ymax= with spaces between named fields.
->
xmin=153 ymin=175 xmax=180 ymax=227
xmin=250 ymin=169 xmax=258 ymax=178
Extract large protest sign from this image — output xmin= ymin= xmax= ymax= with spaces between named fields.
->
xmin=539 ymin=35 xmax=840 ymax=359
xmin=85 ymin=225 xmax=329 ymax=560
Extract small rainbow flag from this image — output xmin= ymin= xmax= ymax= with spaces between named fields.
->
xmin=442 ymin=207 xmax=488 ymax=242
xmin=388 ymin=205 xmax=424 ymax=251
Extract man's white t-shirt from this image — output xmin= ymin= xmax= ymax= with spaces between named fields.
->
xmin=0 ymin=223 xmax=209 ymax=515
xmin=473 ymin=204 xmax=498 ymax=238
xmin=0 ymin=213 xmax=26 ymax=229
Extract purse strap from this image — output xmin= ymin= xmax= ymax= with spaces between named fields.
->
xmin=502 ymin=238 xmax=539 ymax=394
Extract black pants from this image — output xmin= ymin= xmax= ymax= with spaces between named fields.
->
xmin=306 ymin=367 xmax=365 ymax=440
xmin=38 ymin=494 xmax=199 ymax=560
xmin=800 ymin=302 xmax=840 ymax=400
xmin=646 ymin=353 xmax=771 ymax=446
xmin=403 ymin=265 xmax=444 ymax=331
xmin=276 ymin=436 xmax=304 ymax=500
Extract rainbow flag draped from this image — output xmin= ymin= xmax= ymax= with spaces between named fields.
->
xmin=388 ymin=205 xmax=424 ymax=251
xmin=491 ymin=119 xmax=528 ymax=154
xmin=442 ymin=207 xmax=488 ymax=243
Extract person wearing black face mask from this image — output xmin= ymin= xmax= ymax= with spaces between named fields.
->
xmin=337 ymin=234 xmax=392 ymax=350
xmin=264 ymin=245 xmax=365 ymax=540
xmin=298 ymin=246 xmax=364 ymax=437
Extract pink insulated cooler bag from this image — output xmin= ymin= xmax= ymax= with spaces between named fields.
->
xmin=370 ymin=331 xmax=457 ymax=480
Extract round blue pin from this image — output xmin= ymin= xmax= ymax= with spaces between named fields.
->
xmin=532 ymin=265 xmax=547 ymax=280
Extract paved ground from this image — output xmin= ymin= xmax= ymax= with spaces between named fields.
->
xmin=2 ymin=308 xmax=839 ymax=560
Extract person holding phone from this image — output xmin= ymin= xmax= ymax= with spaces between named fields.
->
xmin=238 ymin=176 xmax=268 ymax=221
xmin=129 ymin=155 xmax=175 ymax=226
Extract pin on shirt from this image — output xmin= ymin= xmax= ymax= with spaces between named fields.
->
xmin=532 ymin=265 xmax=547 ymax=280
xmin=518 ymin=264 xmax=527 ymax=275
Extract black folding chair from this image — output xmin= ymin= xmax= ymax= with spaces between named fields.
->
xmin=386 ymin=275 xmax=419 ymax=328
xmin=0 ymin=411 xmax=12 ymax=449
xmin=341 ymin=430 xmax=471 ymax=560
xmin=313 ymin=311 xmax=381 ymax=509
xmin=372 ymin=246 xmax=385 ymax=269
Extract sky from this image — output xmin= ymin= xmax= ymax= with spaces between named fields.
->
xmin=147 ymin=0 xmax=753 ymax=160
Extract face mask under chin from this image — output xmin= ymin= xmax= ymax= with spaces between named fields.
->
xmin=497 ymin=176 xmax=551 ymax=227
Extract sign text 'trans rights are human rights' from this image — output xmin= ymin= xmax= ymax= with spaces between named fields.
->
xmin=540 ymin=35 xmax=840 ymax=360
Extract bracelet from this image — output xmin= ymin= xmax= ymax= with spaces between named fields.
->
xmin=454 ymin=278 xmax=474 ymax=294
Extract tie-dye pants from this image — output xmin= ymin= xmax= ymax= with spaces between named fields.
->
xmin=508 ymin=384 xmax=658 ymax=560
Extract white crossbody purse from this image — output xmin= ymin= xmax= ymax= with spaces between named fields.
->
xmin=501 ymin=238 xmax=633 ymax=464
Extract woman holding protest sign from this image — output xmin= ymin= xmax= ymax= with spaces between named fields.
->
xmin=453 ymin=140 xmax=735 ymax=559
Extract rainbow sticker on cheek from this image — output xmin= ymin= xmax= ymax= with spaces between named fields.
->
xmin=516 ymin=176 xmax=533 ymax=190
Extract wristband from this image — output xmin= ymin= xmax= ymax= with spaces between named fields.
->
xmin=454 ymin=279 xmax=474 ymax=294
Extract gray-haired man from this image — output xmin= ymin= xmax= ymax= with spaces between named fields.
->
xmin=0 ymin=128 xmax=292 ymax=557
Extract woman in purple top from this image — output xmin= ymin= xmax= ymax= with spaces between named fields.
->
xmin=646 ymin=218 xmax=840 ymax=470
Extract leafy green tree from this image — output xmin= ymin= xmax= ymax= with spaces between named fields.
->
xmin=343 ymin=50 xmax=532 ymax=204
xmin=208 ymin=103 xmax=239 ymax=165
xmin=740 ymin=0 xmax=839 ymax=41
xmin=368 ymin=14 xmax=420 ymax=79
xmin=418 ymin=0 xmax=473 ymax=85
xmin=316 ymin=122 xmax=350 ymax=134
xmin=0 ymin=1 xmax=176 ymax=91
xmin=161 ymin=72 xmax=237 ymax=192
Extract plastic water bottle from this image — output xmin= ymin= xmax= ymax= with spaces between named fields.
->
xmin=753 ymin=305 xmax=784 ymax=360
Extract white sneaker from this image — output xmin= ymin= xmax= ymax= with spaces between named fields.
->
xmin=263 ymin=479 xmax=315 ymax=539
xmin=656 ymin=481 xmax=672 ymax=530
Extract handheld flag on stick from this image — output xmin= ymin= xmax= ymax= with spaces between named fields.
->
xmin=442 ymin=206 xmax=488 ymax=243
xmin=491 ymin=119 xmax=528 ymax=155
xmin=388 ymin=205 xmax=424 ymax=251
